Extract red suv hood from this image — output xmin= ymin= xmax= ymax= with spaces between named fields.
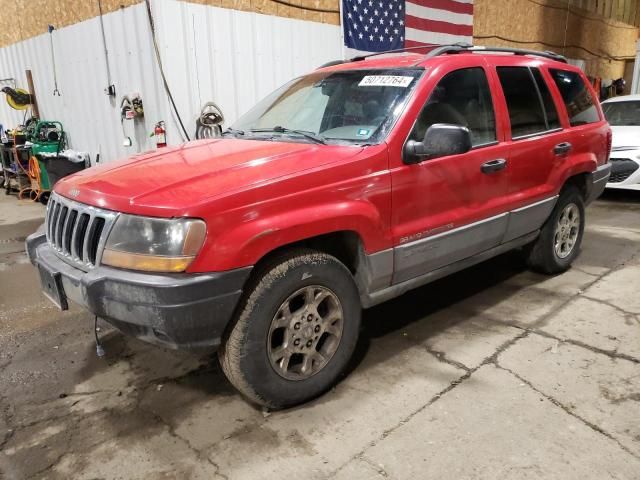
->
xmin=55 ymin=139 xmax=363 ymax=216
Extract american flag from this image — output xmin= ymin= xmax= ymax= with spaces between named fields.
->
xmin=342 ymin=0 xmax=473 ymax=52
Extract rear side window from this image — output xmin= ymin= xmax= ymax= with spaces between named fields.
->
xmin=549 ymin=69 xmax=600 ymax=126
xmin=531 ymin=69 xmax=560 ymax=130
xmin=409 ymin=67 xmax=496 ymax=147
xmin=497 ymin=66 xmax=555 ymax=138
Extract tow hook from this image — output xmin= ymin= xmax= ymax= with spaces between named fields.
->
xmin=94 ymin=316 xmax=105 ymax=358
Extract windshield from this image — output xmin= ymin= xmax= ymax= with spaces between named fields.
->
xmin=230 ymin=69 xmax=423 ymax=145
xmin=602 ymin=101 xmax=640 ymax=126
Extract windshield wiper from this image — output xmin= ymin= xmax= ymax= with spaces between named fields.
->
xmin=250 ymin=126 xmax=327 ymax=145
xmin=222 ymin=127 xmax=246 ymax=136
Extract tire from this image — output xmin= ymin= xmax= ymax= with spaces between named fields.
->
xmin=219 ymin=249 xmax=361 ymax=409
xmin=525 ymin=186 xmax=585 ymax=274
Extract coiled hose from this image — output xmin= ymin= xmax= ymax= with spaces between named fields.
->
xmin=195 ymin=102 xmax=224 ymax=139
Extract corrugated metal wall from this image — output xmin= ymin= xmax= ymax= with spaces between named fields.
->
xmin=0 ymin=0 xmax=342 ymax=163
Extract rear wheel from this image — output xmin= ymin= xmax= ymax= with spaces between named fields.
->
xmin=525 ymin=186 xmax=585 ymax=274
xmin=219 ymin=250 xmax=361 ymax=409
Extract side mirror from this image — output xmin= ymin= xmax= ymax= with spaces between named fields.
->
xmin=404 ymin=124 xmax=472 ymax=164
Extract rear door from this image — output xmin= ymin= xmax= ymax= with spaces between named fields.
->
xmin=390 ymin=59 xmax=511 ymax=284
xmin=491 ymin=62 xmax=568 ymax=242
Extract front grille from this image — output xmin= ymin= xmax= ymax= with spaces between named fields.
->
xmin=608 ymin=158 xmax=639 ymax=183
xmin=45 ymin=192 xmax=118 ymax=270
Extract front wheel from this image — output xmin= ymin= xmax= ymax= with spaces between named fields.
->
xmin=219 ymin=250 xmax=361 ymax=409
xmin=525 ymin=186 xmax=585 ymax=274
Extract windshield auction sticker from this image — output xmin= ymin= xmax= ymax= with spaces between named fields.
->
xmin=358 ymin=75 xmax=414 ymax=88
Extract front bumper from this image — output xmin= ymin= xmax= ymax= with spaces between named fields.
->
xmin=606 ymin=153 xmax=640 ymax=190
xmin=26 ymin=230 xmax=251 ymax=351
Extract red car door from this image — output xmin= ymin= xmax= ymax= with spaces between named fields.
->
xmin=388 ymin=57 xmax=512 ymax=284
xmin=490 ymin=61 xmax=570 ymax=242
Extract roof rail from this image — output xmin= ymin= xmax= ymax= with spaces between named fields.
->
xmin=349 ymin=43 xmax=467 ymax=62
xmin=317 ymin=59 xmax=349 ymax=69
xmin=317 ymin=43 xmax=456 ymax=69
xmin=428 ymin=45 xmax=568 ymax=63
xmin=316 ymin=43 xmax=567 ymax=69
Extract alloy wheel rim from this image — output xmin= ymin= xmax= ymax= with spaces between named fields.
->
xmin=267 ymin=285 xmax=343 ymax=381
xmin=554 ymin=203 xmax=580 ymax=259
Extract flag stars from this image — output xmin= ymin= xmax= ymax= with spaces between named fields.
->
xmin=345 ymin=0 xmax=405 ymax=48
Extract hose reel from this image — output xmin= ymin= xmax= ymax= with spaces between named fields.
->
xmin=2 ymin=87 xmax=32 ymax=110
xmin=195 ymin=102 xmax=224 ymax=139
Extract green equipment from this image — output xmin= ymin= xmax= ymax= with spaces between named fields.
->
xmin=28 ymin=120 xmax=65 ymax=191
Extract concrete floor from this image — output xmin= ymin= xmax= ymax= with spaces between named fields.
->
xmin=0 ymin=190 xmax=639 ymax=480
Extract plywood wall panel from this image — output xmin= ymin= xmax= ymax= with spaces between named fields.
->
xmin=0 ymin=0 xmax=340 ymax=48
xmin=0 ymin=0 xmax=142 ymax=48
xmin=474 ymin=0 xmax=639 ymax=78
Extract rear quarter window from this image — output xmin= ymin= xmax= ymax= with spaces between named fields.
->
xmin=549 ymin=69 xmax=600 ymax=126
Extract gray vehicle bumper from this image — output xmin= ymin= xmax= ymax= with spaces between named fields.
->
xmin=26 ymin=230 xmax=251 ymax=351
xmin=586 ymin=163 xmax=612 ymax=205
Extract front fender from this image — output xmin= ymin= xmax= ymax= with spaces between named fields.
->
xmin=190 ymin=200 xmax=390 ymax=272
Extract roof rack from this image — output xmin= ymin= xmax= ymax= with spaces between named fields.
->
xmin=425 ymin=44 xmax=568 ymax=63
xmin=317 ymin=43 xmax=457 ymax=69
xmin=316 ymin=43 xmax=567 ymax=69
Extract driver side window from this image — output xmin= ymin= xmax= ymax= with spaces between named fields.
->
xmin=409 ymin=67 xmax=497 ymax=147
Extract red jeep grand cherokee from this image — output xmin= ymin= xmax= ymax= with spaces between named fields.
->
xmin=27 ymin=45 xmax=611 ymax=408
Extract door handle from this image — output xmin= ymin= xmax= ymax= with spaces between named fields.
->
xmin=480 ymin=158 xmax=507 ymax=174
xmin=554 ymin=142 xmax=572 ymax=155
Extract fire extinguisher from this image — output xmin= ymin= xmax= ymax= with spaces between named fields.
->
xmin=153 ymin=121 xmax=166 ymax=148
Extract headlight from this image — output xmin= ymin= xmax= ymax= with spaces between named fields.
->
xmin=102 ymin=215 xmax=206 ymax=272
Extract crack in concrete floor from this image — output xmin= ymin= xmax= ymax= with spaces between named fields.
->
xmin=2 ymin=193 xmax=640 ymax=479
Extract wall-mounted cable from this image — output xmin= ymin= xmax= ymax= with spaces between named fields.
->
xmin=97 ymin=0 xmax=116 ymax=97
xmin=144 ymin=0 xmax=191 ymax=142
xmin=523 ymin=0 xmax=639 ymax=29
xmin=473 ymin=35 xmax=636 ymax=62
xmin=269 ymin=0 xmax=339 ymax=14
